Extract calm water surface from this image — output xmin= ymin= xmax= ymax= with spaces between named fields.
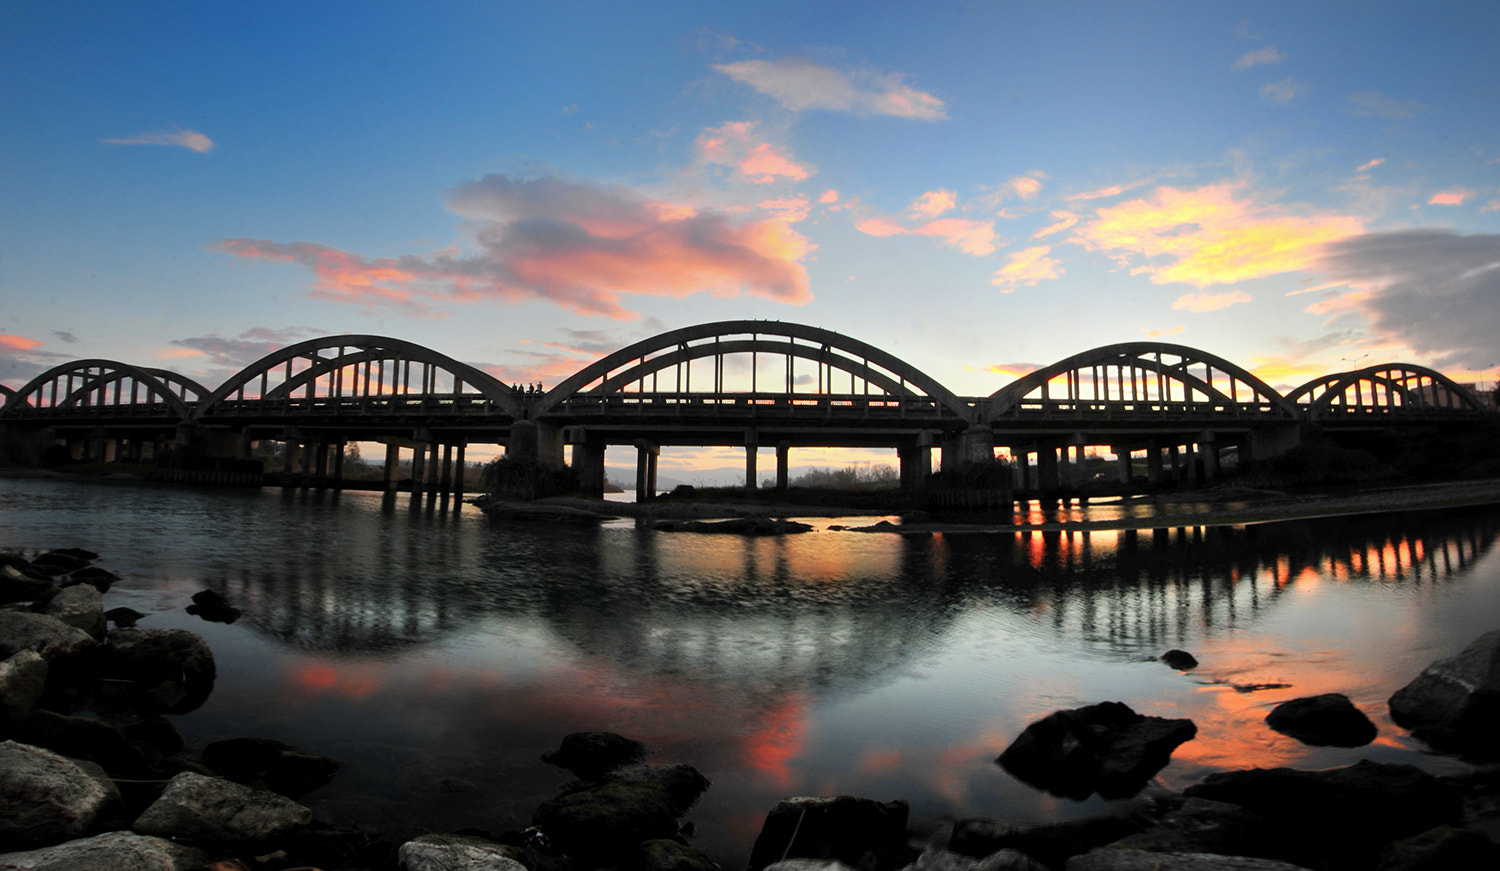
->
xmin=3 ymin=476 xmax=1499 ymax=864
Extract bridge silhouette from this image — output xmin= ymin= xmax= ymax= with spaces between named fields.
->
xmin=0 ymin=320 xmax=1489 ymax=499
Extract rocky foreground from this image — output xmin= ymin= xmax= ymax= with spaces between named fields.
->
xmin=5 ymin=547 xmax=1500 ymax=870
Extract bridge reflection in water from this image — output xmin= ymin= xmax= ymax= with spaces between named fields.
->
xmin=133 ymin=489 xmax=1499 ymax=858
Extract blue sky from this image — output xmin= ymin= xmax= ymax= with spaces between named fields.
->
xmin=4 ymin=1 xmax=1499 ymax=470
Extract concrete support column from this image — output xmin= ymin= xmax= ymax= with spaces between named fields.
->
xmin=634 ymin=439 xmax=659 ymax=502
xmin=1168 ymin=446 xmax=1182 ymax=484
xmin=898 ymin=432 xmax=934 ymax=493
xmin=1146 ymin=442 xmax=1163 ymax=485
xmin=332 ymin=440 xmax=346 ymax=486
xmin=384 ymin=444 xmax=400 ymax=491
xmin=440 ymin=445 xmax=453 ymax=493
xmin=411 ymin=443 xmax=427 ymax=493
xmin=427 ymin=444 xmax=441 ymax=492
xmin=1113 ymin=446 xmax=1133 ymax=485
xmin=508 ymin=420 xmax=566 ymax=468
xmin=744 ymin=429 xmax=758 ymax=491
xmin=776 ymin=441 xmax=790 ymax=491
xmin=568 ymin=429 xmax=606 ymax=496
xmin=453 ymin=444 xmax=467 ymax=496
xmin=1037 ymin=445 xmax=1060 ymax=492
xmin=1200 ymin=434 xmax=1220 ymax=483
xmin=314 ymin=443 xmax=329 ymax=485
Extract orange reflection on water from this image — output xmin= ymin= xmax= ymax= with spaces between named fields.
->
xmin=287 ymin=662 xmax=382 ymax=699
xmin=742 ymin=695 xmax=807 ymax=790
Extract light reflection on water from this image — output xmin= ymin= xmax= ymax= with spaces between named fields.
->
xmin=3 ymin=476 xmax=1500 ymax=864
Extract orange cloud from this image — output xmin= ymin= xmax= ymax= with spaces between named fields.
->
xmin=1033 ymin=211 xmax=1079 ymax=238
xmin=0 ymin=334 xmax=43 ymax=351
xmin=697 ymin=122 xmax=810 ymax=185
xmin=909 ymin=189 xmax=956 ymax=219
xmin=819 ymin=190 xmax=839 ymax=204
xmin=1172 ymin=290 xmax=1253 ymax=312
xmin=1008 ymin=175 xmax=1042 ymax=199
xmin=220 ymin=175 xmax=814 ymax=321
xmin=1075 ymin=182 xmax=1363 ymax=286
xmin=1143 ymin=326 xmax=1186 ymax=338
xmin=991 ymin=245 xmax=1061 ymax=292
xmin=1428 ymin=187 xmax=1474 ymax=206
xmin=855 ymin=215 xmax=997 ymax=255
xmin=758 ymin=196 xmax=812 ymax=223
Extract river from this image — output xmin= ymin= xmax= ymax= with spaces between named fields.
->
xmin=3 ymin=475 xmax=1499 ymax=863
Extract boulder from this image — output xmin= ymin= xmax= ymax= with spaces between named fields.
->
xmin=764 ymin=862 xmax=857 ymax=871
xmin=950 ymin=814 xmax=1148 ymax=870
xmin=105 ymin=607 xmax=147 ymax=628
xmin=0 ymin=611 xmax=96 ymax=663
xmin=0 ymin=740 xmax=121 ymax=850
xmin=902 ymin=845 xmax=1050 ymax=871
xmin=0 ymin=563 xmax=51 ymax=604
xmin=68 ymin=566 xmax=120 ymax=591
xmin=1161 ymin=650 xmax=1199 ymax=670
xmin=96 ymin=628 xmax=216 ymax=714
xmin=532 ymin=764 xmax=710 ymax=860
xmin=748 ymin=795 xmax=910 ymax=871
xmin=1264 ymin=694 xmax=1377 ymax=747
xmin=10 ymin=711 xmax=135 ymax=772
xmin=396 ymin=833 xmax=527 ymax=871
xmin=132 ymin=771 xmax=312 ymax=845
xmin=1388 ymin=629 xmax=1500 ymax=757
xmin=44 ymin=583 xmax=106 ymax=639
xmin=638 ymin=838 xmax=721 ymax=871
xmin=28 ymin=551 xmax=93 ymax=576
xmin=0 ymin=650 xmax=48 ymax=723
xmin=1184 ymin=760 xmax=1463 ymax=869
xmin=1065 ymin=850 xmax=1316 ymax=870
xmin=1376 ymin=824 xmax=1500 ymax=870
xmin=1104 ymin=797 xmax=1275 ymax=858
xmin=0 ymin=831 xmax=206 ymax=871
xmin=185 ymin=589 xmax=241 ymax=624
xmin=201 ymin=737 xmax=341 ymax=797
xmin=997 ymin=701 xmax=1197 ymax=799
xmin=541 ymin=731 xmax=650 ymax=780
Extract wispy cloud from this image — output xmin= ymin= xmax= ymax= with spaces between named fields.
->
xmin=1232 ymin=46 xmax=1285 ymax=70
xmin=1427 ymin=187 xmax=1475 ymax=206
xmin=168 ymin=327 xmax=322 ymax=369
xmin=908 ymin=190 xmax=956 ymax=219
xmin=101 ymin=129 xmax=215 ymax=153
xmin=51 ymin=330 xmax=79 ymax=344
xmin=855 ymin=214 xmax=998 ymax=256
xmin=1073 ymin=182 xmax=1363 ymax=287
xmin=218 ymin=175 xmax=815 ymax=321
xmin=696 ymin=121 xmax=811 ymax=184
xmin=713 ymin=58 xmax=947 ymax=121
xmin=1172 ymin=289 xmax=1253 ymax=312
xmin=1344 ymin=91 xmax=1429 ymax=120
xmin=1355 ymin=158 xmax=1386 ymax=173
xmin=0 ymin=335 xmax=44 ymax=352
xmin=991 ymin=245 xmax=1061 ymax=292
xmin=1259 ymin=78 xmax=1303 ymax=104
xmin=1032 ymin=211 xmax=1078 ymax=239
xmin=1315 ymin=229 xmax=1500 ymax=369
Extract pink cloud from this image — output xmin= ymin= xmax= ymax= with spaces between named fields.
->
xmin=758 ymin=196 xmax=812 ymax=223
xmin=991 ymin=245 xmax=1061 ymax=292
xmin=1171 ymin=290 xmax=1253 ymax=312
xmin=696 ymin=122 xmax=810 ymax=184
xmin=219 ymin=175 xmax=814 ymax=321
xmin=908 ymin=189 xmax=955 ymax=219
xmin=855 ymin=215 xmax=997 ymax=255
xmin=819 ymin=190 xmax=839 ymax=204
xmin=1033 ymin=211 xmax=1079 ymax=238
xmin=1428 ymin=187 xmax=1475 ymax=206
xmin=713 ymin=58 xmax=946 ymax=121
xmin=1008 ymin=176 xmax=1042 ymax=199
xmin=0 ymin=335 xmax=43 ymax=351
xmin=1355 ymin=158 xmax=1385 ymax=173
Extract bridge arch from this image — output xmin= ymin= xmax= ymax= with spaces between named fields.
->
xmin=1289 ymin=363 xmax=1488 ymax=419
xmin=983 ymin=342 xmax=1301 ymax=422
xmin=191 ymin=335 xmax=523 ymax=421
xmin=536 ymin=320 xmax=974 ymax=420
xmin=0 ymin=359 xmax=202 ymax=420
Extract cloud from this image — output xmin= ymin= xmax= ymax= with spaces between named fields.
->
xmin=1033 ymin=211 xmax=1079 ymax=238
xmin=854 ymin=215 xmax=998 ymax=256
xmin=1232 ymin=47 xmax=1285 ymax=70
xmin=101 ymin=129 xmax=215 ymax=153
xmin=168 ymin=327 xmax=322 ymax=369
xmin=713 ymin=58 xmax=947 ymax=120
xmin=1428 ymin=187 xmax=1475 ymax=206
xmin=1483 ymin=200 xmax=1500 ymax=213
xmin=50 ymin=330 xmax=79 ymax=344
xmin=1073 ymin=182 xmax=1363 ymax=286
xmin=1314 ymin=229 xmax=1500 ymax=369
xmin=819 ymin=190 xmax=839 ymax=204
xmin=1344 ymin=91 xmax=1429 ymax=120
xmin=1355 ymin=158 xmax=1385 ymax=173
xmin=991 ymin=245 xmax=1061 ymax=292
xmin=757 ymin=196 xmax=812 ymax=223
xmin=1142 ymin=326 xmax=1186 ymax=339
xmin=1172 ymin=289 xmax=1253 ymax=312
xmin=219 ymin=175 xmax=815 ymax=321
xmin=0 ymin=335 xmax=43 ymax=352
xmin=1008 ymin=176 xmax=1042 ymax=200
xmin=696 ymin=121 xmax=811 ymax=184
xmin=1 ymin=334 xmax=69 ymax=386
xmin=908 ymin=190 xmax=955 ymax=219
xmin=1259 ymin=78 xmax=1303 ymax=104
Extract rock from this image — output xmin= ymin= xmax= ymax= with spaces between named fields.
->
xmin=1388 ymin=629 xmax=1500 ymax=757
xmin=28 ymin=552 xmax=92 ymax=576
xmin=638 ymin=838 xmax=720 ymax=871
xmin=654 ymin=517 xmax=814 ymax=535
xmin=0 ymin=740 xmax=122 ymax=850
xmin=1376 ymin=824 xmax=1500 ymax=870
xmin=1161 ymin=650 xmax=1199 ymax=670
xmin=1065 ymin=849 xmax=1316 ymax=870
xmin=132 ymin=771 xmax=312 ymax=845
xmin=902 ymin=845 xmax=1049 ymax=871
xmin=0 ymin=564 xmax=52 ymax=604
xmin=67 ymin=566 xmax=119 ymax=591
xmin=0 ymin=611 xmax=96 ymax=663
xmin=1105 ymin=797 xmax=1274 ymax=858
xmin=541 ymin=731 xmax=649 ymax=780
xmin=9 ymin=711 xmax=135 ymax=772
xmin=748 ymin=795 xmax=910 ymax=871
xmin=105 ymin=607 xmax=147 ymax=628
xmin=996 ymin=701 xmax=1197 ymax=800
xmin=185 ymin=590 xmax=241 ymax=624
xmin=764 ymin=862 xmax=857 ymax=871
xmin=198 ymin=737 xmax=341 ymax=796
xmin=396 ymin=832 xmax=527 ymax=871
xmin=43 ymin=584 xmax=106 ymax=639
xmin=611 ymin=763 xmax=711 ymax=815
xmin=1264 ymin=694 xmax=1377 ymax=747
xmin=1184 ymin=760 xmax=1463 ymax=869
xmin=0 ymin=831 xmax=206 ymax=870
xmin=533 ymin=764 xmax=710 ymax=860
xmin=0 ymin=650 xmax=48 ymax=723
xmin=950 ymin=815 xmax=1147 ymax=870
xmin=97 ymin=628 xmax=216 ymax=715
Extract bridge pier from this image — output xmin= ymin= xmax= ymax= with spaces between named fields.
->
xmin=507 ymin=420 xmax=565 ymax=468
xmin=634 ymin=440 xmax=659 ymax=501
xmin=1112 ymin=445 xmax=1134 ymax=485
xmin=744 ymin=429 xmax=758 ymax=491
xmin=898 ymin=432 xmax=934 ymax=493
xmin=567 ymin=428 xmax=607 ymax=496
xmin=384 ymin=443 xmax=400 ymax=491
xmin=411 ymin=442 xmax=426 ymax=493
xmin=776 ymin=441 xmax=790 ymax=491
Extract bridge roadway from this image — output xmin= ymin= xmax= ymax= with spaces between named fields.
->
xmin=0 ymin=321 xmax=1490 ymax=498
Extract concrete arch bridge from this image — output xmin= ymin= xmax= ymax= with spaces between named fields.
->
xmin=1 ymin=321 xmax=1488 ymax=497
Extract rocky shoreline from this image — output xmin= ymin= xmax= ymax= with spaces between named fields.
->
xmin=5 ymin=546 xmax=1500 ymax=870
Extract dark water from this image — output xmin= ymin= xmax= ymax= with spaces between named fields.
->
xmin=4 ymin=476 xmax=1500 ymax=863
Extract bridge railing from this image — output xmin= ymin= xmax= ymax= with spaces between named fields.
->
xmin=205 ymin=393 xmax=510 ymax=419
xmin=552 ymin=391 xmax=958 ymax=418
xmin=995 ymin=398 xmax=1293 ymax=419
xmin=1 ymin=400 xmax=184 ymax=420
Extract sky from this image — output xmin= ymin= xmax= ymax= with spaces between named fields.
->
xmin=3 ymin=1 xmax=1499 ymax=473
